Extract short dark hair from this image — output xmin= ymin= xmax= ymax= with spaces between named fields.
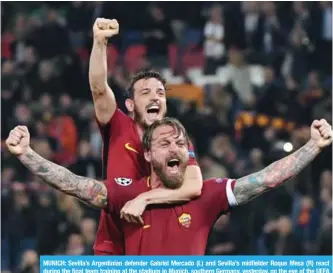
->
xmin=126 ymin=70 xmax=167 ymax=98
xmin=143 ymin=117 xmax=189 ymax=151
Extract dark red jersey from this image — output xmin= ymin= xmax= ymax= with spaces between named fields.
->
xmin=94 ymin=109 xmax=198 ymax=254
xmin=106 ymin=177 xmax=237 ymax=255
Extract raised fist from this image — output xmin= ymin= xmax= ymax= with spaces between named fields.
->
xmin=93 ymin=18 xmax=119 ymax=42
xmin=311 ymin=119 xmax=333 ymax=149
xmin=6 ymin=126 xmax=30 ymax=156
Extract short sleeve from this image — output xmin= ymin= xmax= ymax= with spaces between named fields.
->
xmin=187 ymin=141 xmax=198 ymax=166
xmin=200 ymin=178 xmax=238 ymax=223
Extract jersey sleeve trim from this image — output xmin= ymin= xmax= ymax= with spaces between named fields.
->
xmin=226 ymin=179 xmax=238 ymax=207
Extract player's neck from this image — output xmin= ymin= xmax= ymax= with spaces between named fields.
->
xmin=149 ymin=171 xmax=164 ymax=189
xmin=135 ymin=123 xmax=145 ymax=141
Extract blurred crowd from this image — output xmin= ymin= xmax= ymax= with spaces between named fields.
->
xmin=1 ymin=2 xmax=332 ymax=272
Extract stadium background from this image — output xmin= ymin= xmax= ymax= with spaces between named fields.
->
xmin=1 ymin=1 xmax=332 ymax=272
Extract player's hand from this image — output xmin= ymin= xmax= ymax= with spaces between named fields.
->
xmin=6 ymin=126 xmax=31 ymax=156
xmin=93 ymin=18 xmax=119 ymax=42
xmin=310 ymin=119 xmax=333 ymax=149
xmin=120 ymin=197 xmax=147 ymax=226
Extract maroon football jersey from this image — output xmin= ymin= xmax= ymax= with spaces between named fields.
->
xmin=106 ymin=177 xmax=237 ymax=255
xmin=94 ymin=108 xmax=199 ymax=254
xmin=94 ymin=109 xmax=149 ymax=254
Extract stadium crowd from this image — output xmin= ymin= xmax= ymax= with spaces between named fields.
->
xmin=1 ymin=1 xmax=332 ymax=272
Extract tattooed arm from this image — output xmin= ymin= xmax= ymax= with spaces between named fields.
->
xmin=232 ymin=118 xmax=333 ymax=205
xmin=6 ymin=126 xmax=108 ymax=208
xmin=19 ymin=147 xmax=108 ymax=209
xmin=233 ymin=140 xmax=320 ymax=205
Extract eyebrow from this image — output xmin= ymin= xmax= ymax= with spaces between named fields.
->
xmin=140 ymin=88 xmax=150 ymax=92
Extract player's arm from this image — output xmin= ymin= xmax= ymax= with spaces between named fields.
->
xmin=120 ymin=166 xmax=202 ymax=225
xmin=6 ymin=126 xmax=107 ymax=209
xmin=120 ymin=144 xmax=202 ymax=224
xmin=233 ymin=119 xmax=332 ymax=206
xmin=89 ymin=18 xmax=119 ymax=125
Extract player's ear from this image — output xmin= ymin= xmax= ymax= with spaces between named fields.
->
xmin=144 ymin=150 xmax=152 ymax=163
xmin=125 ymin=99 xmax=134 ymax=113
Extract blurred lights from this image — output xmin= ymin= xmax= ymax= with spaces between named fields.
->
xmin=283 ymin=142 xmax=293 ymax=153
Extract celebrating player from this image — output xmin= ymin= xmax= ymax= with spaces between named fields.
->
xmin=6 ymin=118 xmax=332 ymax=254
xmin=89 ymin=18 xmax=202 ymax=254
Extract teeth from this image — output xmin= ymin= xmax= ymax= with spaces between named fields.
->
xmin=169 ymin=159 xmax=179 ymax=163
xmin=148 ymin=105 xmax=159 ymax=110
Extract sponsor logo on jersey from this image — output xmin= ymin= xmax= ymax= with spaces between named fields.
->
xmin=114 ymin=177 xmax=133 ymax=186
xmin=125 ymin=143 xmax=139 ymax=154
xmin=178 ymin=213 xmax=191 ymax=228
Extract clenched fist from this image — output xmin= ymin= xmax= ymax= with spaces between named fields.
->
xmin=6 ymin=126 xmax=30 ymax=156
xmin=311 ymin=119 xmax=333 ymax=149
xmin=93 ymin=18 xmax=119 ymax=42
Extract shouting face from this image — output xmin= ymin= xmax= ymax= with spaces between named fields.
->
xmin=145 ymin=124 xmax=189 ymax=189
xmin=126 ymin=77 xmax=167 ymax=128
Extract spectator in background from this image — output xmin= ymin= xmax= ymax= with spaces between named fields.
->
xmin=241 ymin=1 xmax=262 ymax=62
xmin=10 ymin=14 xmax=33 ymax=63
xmin=65 ymin=234 xmax=85 ymax=255
xmin=6 ymin=184 xmax=37 ymax=269
xmin=200 ymin=155 xmax=229 ymax=180
xmin=209 ymin=84 xmax=233 ymax=131
xmin=243 ymin=148 xmax=265 ymax=175
xmin=36 ymin=191 xmax=62 ymax=255
xmin=80 ymin=218 xmax=97 ymax=255
xmin=33 ymin=8 xmax=70 ymax=59
xmin=17 ymin=250 xmax=39 ymax=273
xmin=316 ymin=173 xmax=332 ymax=254
xmin=66 ymin=2 xmax=90 ymax=51
xmin=203 ymin=4 xmax=225 ymax=74
xmin=256 ymin=65 xmax=284 ymax=117
xmin=206 ymin=215 xmax=240 ymax=255
xmin=259 ymin=2 xmax=285 ymax=73
xmin=89 ymin=119 xmax=103 ymax=159
xmin=227 ymin=48 xmax=255 ymax=110
xmin=281 ymin=24 xmax=311 ymax=83
xmin=144 ymin=4 xmax=173 ymax=68
xmin=258 ymin=215 xmax=303 ymax=255
xmin=2 ymin=60 xmax=21 ymax=138
xmin=314 ymin=2 xmax=332 ymax=75
xmin=70 ymin=139 xmax=100 ymax=179
xmin=209 ymin=133 xmax=238 ymax=177
xmin=291 ymin=2 xmax=312 ymax=41
xmin=27 ymin=60 xmax=64 ymax=100
xmin=291 ymin=195 xmax=320 ymax=254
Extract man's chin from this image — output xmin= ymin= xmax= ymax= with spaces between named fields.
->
xmin=145 ymin=116 xmax=162 ymax=126
xmin=161 ymin=173 xmax=183 ymax=189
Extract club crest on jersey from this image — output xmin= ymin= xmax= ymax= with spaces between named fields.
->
xmin=178 ymin=213 xmax=191 ymax=228
xmin=114 ymin=177 xmax=133 ymax=186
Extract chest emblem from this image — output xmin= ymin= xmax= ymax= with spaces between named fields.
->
xmin=114 ymin=177 xmax=133 ymax=186
xmin=178 ymin=213 xmax=191 ymax=228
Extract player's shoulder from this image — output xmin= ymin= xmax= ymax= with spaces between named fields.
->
xmin=112 ymin=108 xmax=134 ymax=124
xmin=202 ymin=178 xmax=235 ymax=189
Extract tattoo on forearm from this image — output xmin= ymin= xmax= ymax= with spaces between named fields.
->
xmin=234 ymin=140 xmax=320 ymax=204
xmin=20 ymin=148 xmax=107 ymax=208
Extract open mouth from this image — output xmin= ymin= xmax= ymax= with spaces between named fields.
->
xmin=146 ymin=105 xmax=160 ymax=119
xmin=167 ymin=158 xmax=180 ymax=173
